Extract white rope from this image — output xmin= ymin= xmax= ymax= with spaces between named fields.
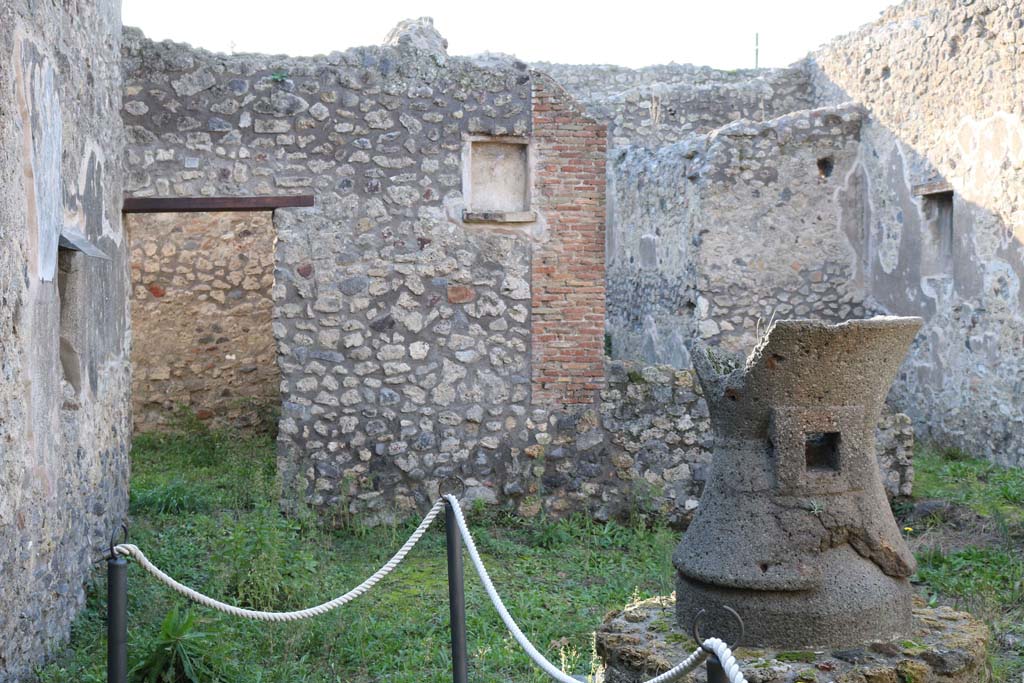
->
xmin=113 ymin=498 xmax=445 ymax=622
xmin=701 ymin=638 xmax=747 ymax=683
xmin=112 ymin=494 xmax=748 ymax=682
xmin=442 ymin=494 xmax=748 ymax=683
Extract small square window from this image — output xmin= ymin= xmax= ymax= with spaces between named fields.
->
xmin=805 ymin=432 xmax=841 ymax=472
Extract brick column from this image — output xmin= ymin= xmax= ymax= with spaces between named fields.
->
xmin=530 ymin=73 xmax=608 ymax=406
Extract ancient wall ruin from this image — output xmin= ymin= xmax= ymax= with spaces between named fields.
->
xmin=128 ymin=210 xmax=278 ymax=431
xmin=0 ymin=0 xmax=131 ymax=679
xmin=573 ymin=0 xmax=1022 ymax=470
xmin=120 ymin=23 xmax=619 ymax=522
xmin=534 ymin=63 xmax=814 ymax=148
xmin=547 ymin=58 xmax=874 ymax=364
xmin=808 ymin=0 xmax=1024 ymax=468
xmin=120 ymin=16 xmax=925 ymax=523
xmin=606 ymin=103 xmax=872 ymax=364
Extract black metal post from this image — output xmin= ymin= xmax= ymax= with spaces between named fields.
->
xmin=107 ymin=554 xmax=128 ymax=683
xmin=706 ymin=654 xmax=727 ymax=683
xmin=445 ymin=499 xmax=469 ymax=683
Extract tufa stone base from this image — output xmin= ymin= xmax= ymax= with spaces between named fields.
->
xmin=595 ymin=595 xmax=989 ymax=683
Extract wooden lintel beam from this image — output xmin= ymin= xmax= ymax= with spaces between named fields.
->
xmin=123 ymin=195 xmax=314 ymax=213
xmin=911 ymin=181 xmax=953 ymax=197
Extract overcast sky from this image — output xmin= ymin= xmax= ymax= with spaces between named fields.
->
xmin=122 ymin=0 xmax=897 ymax=70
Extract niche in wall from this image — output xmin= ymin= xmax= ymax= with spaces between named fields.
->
xmin=462 ymin=137 xmax=536 ymax=223
xmin=923 ymin=190 xmax=954 ymax=266
xmin=913 ymin=182 xmax=955 ymax=275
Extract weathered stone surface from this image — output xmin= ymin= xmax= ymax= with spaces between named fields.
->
xmin=533 ymin=62 xmax=814 ymax=148
xmin=382 ymin=16 xmax=448 ymax=57
xmin=596 ymin=595 xmax=990 ymax=683
xmin=808 ymin=0 xmax=1024 ymax=470
xmin=1 ymin=0 xmax=130 ymax=679
xmin=605 ymin=103 xmax=869 ymax=367
xmin=675 ymin=318 xmax=922 ymax=648
xmin=121 ymin=22 xmax=607 ymax=524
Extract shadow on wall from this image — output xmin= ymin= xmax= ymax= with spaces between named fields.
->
xmin=807 ymin=0 xmax=1024 ymax=469
xmin=603 ymin=0 xmax=1024 ymax=470
xmin=836 ymin=115 xmax=1024 ymax=469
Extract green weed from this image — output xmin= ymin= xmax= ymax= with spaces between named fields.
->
xmin=222 ymin=505 xmax=319 ymax=611
xmin=131 ymin=607 xmax=226 ymax=683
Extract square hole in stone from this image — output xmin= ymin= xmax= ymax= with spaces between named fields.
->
xmin=805 ymin=432 xmax=840 ymax=472
xmin=470 ymin=141 xmax=528 ymax=212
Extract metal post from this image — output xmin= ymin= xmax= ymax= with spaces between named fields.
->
xmin=445 ymin=499 xmax=469 ymax=683
xmin=107 ymin=554 xmax=128 ymax=683
xmin=706 ymin=654 xmax=727 ymax=683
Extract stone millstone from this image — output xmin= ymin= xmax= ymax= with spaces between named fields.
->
xmin=596 ymin=594 xmax=990 ymax=683
xmin=674 ymin=317 xmax=922 ymax=647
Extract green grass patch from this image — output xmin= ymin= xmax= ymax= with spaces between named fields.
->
xmin=913 ymin=444 xmax=1024 ymax=524
xmin=38 ymin=420 xmax=677 ymax=683
xmin=911 ymin=442 xmax=1024 ymax=681
xmin=916 ymin=547 xmax=1024 ymax=603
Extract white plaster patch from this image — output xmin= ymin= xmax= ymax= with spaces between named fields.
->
xmin=956 ymin=112 xmax=1024 ymax=247
xmin=14 ymin=36 xmax=63 ymax=281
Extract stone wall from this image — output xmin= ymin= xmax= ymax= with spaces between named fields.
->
xmin=606 ymin=103 xmax=872 ymax=365
xmin=809 ymin=0 xmax=1024 ymax=467
xmin=533 ymin=62 xmax=814 ymax=148
xmin=527 ymin=360 xmax=912 ymax=525
xmin=121 ymin=23 xmax=614 ymax=522
xmin=0 ymin=0 xmax=130 ymax=679
xmin=128 ymin=210 xmax=278 ymax=431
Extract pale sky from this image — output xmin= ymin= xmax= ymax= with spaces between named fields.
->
xmin=122 ymin=0 xmax=898 ymax=70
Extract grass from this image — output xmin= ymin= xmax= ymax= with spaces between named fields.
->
xmin=913 ymin=447 xmax=1024 ymax=524
xmin=909 ymin=444 xmax=1024 ymax=681
xmin=35 ymin=422 xmax=1024 ymax=682
xmin=37 ymin=417 xmax=676 ymax=683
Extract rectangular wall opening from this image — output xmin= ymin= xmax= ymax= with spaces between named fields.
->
xmin=126 ymin=210 xmax=279 ymax=432
xmin=923 ymin=190 xmax=954 ymax=268
xmin=805 ymin=432 xmax=841 ymax=472
xmin=462 ymin=138 xmax=536 ymax=223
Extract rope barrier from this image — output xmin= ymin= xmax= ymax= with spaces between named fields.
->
xmin=442 ymin=495 xmax=746 ymax=683
xmin=112 ymin=495 xmax=748 ymax=682
xmin=114 ymin=499 xmax=445 ymax=622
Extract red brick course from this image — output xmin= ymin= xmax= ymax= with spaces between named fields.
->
xmin=530 ymin=73 xmax=608 ymax=406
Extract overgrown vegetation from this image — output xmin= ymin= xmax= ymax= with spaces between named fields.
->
xmin=36 ymin=420 xmax=1024 ymax=681
xmin=907 ymin=444 xmax=1024 ymax=680
xmin=38 ymin=417 xmax=676 ymax=682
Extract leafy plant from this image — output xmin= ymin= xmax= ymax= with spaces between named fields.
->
xmin=527 ymin=516 xmax=573 ymax=549
xmin=223 ymin=505 xmax=318 ymax=611
xmin=130 ymin=607 xmax=222 ymax=683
